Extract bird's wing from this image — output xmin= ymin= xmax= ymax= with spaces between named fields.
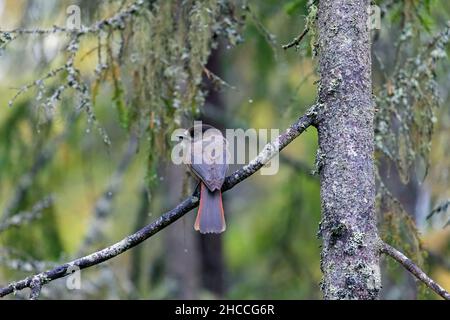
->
xmin=189 ymin=138 xmax=228 ymax=191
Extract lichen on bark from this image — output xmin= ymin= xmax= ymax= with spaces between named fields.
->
xmin=316 ymin=0 xmax=381 ymax=299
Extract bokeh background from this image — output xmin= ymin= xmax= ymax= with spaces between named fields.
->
xmin=0 ymin=0 xmax=448 ymax=299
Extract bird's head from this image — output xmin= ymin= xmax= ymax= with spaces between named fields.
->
xmin=176 ymin=124 xmax=217 ymax=142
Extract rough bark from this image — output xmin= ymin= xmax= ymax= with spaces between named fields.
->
xmin=316 ymin=0 xmax=381 ymax=299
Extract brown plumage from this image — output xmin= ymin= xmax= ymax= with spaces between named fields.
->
xmin=179 ymin=124 xmax=229 ymax=234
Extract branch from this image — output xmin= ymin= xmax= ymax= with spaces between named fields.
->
xmin=426 ymin=199 xmax=450 ymax=228
xmin=0 ymin=196 xmax=53 ymax=233
xmin=29 ymin=277 xmax=41 ymax=300
xmin=0 ymin=255 xmax=56 ymax=273
xmin=0 ymin=106 xmax=318 ymax=298
xmin=1 ymin=0 xmax=149 ymax=146
xmin=282 ymin=28 xmax=309 ymax=50
xmin=381 ymin=242 xmax=450 ymax=300
xmin=427 ymin=250 xmax=450 ymax=271
xmin=0 ymin=0 xmax=145 ymax=36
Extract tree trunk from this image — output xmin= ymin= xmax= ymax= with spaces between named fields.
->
xmin=316 ymin=0 xmax=381 ymax=299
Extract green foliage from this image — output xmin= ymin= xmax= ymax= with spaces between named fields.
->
xmin=283 ymin=0 xmax=308 ymax=16
xmin=417 ymin=0 xmax=436 ymax=31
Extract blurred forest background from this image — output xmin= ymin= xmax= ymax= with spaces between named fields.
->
xmin=0 ymin=0 xmax=449 ymax=299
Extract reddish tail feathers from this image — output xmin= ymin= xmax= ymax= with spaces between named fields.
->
xmin=195 ymin=182 xmax=226 ymax=234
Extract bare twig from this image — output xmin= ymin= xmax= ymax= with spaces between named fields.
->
xmin=0 ymin=0 xmax=145 ymax=36
xmin=0 ymin=105 xmax=317 ymax=298
xmin=2 ymin=0 xmax=146 ymax=147
xmin=242 ymin=4 xmax=278 ymax=57
xmin=427 ymin=199 xmax=450 ymax=219
xmin=0 ymin=196 xmax=53 ymax=233
xmin=7 ymin=66 xmax=66 ymax=107
xmin=0 ymin=255 xmax=56 ymax=273
xmin=282 ymin=28 xmax=309 ymax=50
xmin=202 ymin=65 xmax=236 ymax=91
xmin=381 ymin=242 xmax=450 ymax=300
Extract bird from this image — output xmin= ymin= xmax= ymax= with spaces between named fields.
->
xmin=177 ymin=124 xmax=229 ymax=234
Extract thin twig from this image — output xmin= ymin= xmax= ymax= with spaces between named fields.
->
xmin=0 ymin=0 xmax=145 ymax=36
xmin=202 ymin=65 xmax=236 ymax=91
xmin=381 ymin=242 xmax=450 ymax=300
xmin=0 ymin=196 xmax=53 ymax=233
xmin=0 ymin=105 xmax=317 ymax=298
xmin=243 ymin=4 xmax=278 ymax=58
xmin=426 ymin=199 xmax=450 ymax=219
xmin=7 ymin=66 xmax=66 ymax=107
xmin=282 ymin=28 xmax=309 ymax=50
xmin=0 ymin=255 xmax=57 ymax=273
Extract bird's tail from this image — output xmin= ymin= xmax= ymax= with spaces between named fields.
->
xmin=195 ymin=182 xmax=226 ymax=234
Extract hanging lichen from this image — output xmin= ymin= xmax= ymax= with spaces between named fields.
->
xmin=375 ymin=9 xmax=449 ymax=184
xmin=1 ymin=0 xmax=244 ymax=189
xmin=116 ymin=0 xmax=243 ymax=185
xmin=374 ymin=0 xmax=450 ymax=298
xmin=306 ymin=0 xmax=318 ymax=57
